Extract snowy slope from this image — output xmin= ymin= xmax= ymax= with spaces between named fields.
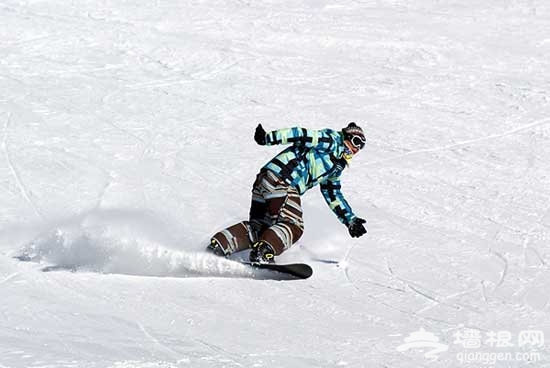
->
xmin=1 ymin=0 xmax=550 ymax=367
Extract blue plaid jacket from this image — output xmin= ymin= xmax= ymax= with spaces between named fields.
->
xmin=262 ymin=127 xmax=357 ymax=226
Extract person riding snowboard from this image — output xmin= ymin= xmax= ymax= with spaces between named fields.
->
xmin=207 ymin=122 xmax=367 ymax=263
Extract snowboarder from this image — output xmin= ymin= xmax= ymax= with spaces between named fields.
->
xmin=207 ymin=122 xmax=367 ymax=263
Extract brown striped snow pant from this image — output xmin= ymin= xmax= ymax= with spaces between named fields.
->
xmin=211 ymin=170 xmax=304 ymax=256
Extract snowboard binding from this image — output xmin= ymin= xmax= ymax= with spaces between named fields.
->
xmin=249 ymin=240 xmax=275 ymax=264
xmin=206 ymin=238 xmax=228 ymax=257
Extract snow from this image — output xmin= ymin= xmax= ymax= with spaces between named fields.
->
xmin=1 ymin=0 xmax=550 ymax=367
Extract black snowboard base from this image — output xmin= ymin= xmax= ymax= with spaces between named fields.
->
xmin=242 ymin=261 xmax=312 ymax=279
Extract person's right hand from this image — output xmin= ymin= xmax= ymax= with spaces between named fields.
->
xmin=254 ymin=123 xmax=267 ymax=145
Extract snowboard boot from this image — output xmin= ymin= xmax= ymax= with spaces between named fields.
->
xmin=206 ymin=238 xmax=228 ymax=257
xmin=249 ymin=240 xmax=275 ymax=264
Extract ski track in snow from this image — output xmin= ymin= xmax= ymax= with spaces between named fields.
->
xmin=0 ymin=272 xmax=19 ymax=286
xmin=136 ymin=322 xmax=181 ymax=359
xmin=365 ymin=116 xmax=550 ymax=166
xmin=2 ymin=113 xmax=44 ymax=220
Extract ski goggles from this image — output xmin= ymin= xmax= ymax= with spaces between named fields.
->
xmin=350 ymin=135 xmax=366 ymax=150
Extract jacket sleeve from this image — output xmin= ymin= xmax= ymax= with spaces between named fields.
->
xmin=265 ymin=127 xmax=334 ymax=150
xmin=320 ymin=175 xmax=356 ymax=226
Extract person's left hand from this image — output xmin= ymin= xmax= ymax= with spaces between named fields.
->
xmin=348 ymin=217 xmax=367 ymax=238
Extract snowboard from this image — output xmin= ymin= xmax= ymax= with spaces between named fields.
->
xmin=242 ymin=261 xmax=312 ymax=279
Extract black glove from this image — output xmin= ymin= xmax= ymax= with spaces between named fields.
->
xmin=254 ymin=123 xmax=267 ymax=145
xmin=348 ymin=217 xmax=367 ymax=238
